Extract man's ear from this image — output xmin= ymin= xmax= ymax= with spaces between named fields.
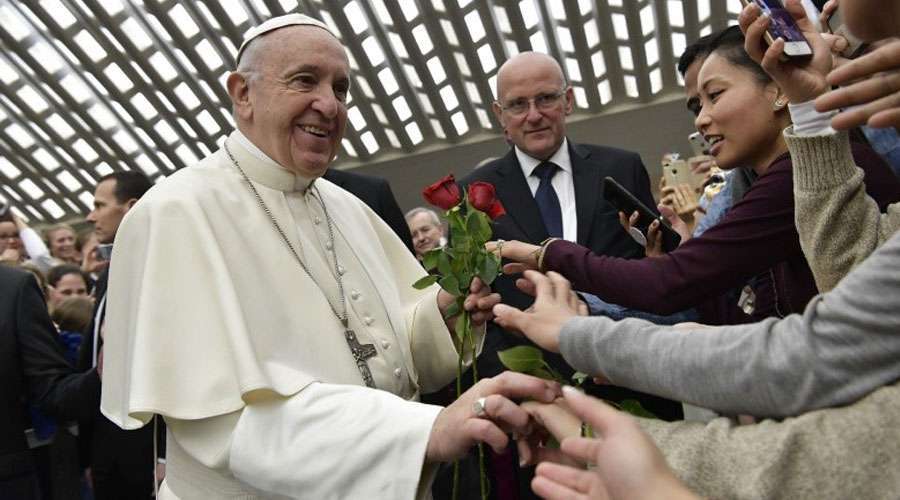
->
xmin=492 ymin=100 xmax=506 ymax=128
xmin=227 ymin=71 xmax=253 ymax=121
xmin=124 ymin=198 xmax=139 ymax=212
xmin=563 ymin=86 xmax=575 ymax=115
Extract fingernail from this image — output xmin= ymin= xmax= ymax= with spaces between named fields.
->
xmin=519 ymin=457 xmax=527 ymax=467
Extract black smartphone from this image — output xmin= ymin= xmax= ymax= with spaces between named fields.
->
xmin=602 ymin=177 xmax=681 ymax=246
xmin=740 ymin=0 xmax=813 ymax=58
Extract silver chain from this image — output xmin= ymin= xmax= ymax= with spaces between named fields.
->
xmin=224 ymin=144 xmax=348 ymax=327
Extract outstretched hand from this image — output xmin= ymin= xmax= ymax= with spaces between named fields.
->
xmin=492 ymin=270 xmax=587 ymax=353
xmin=426 ymin=372 xmax=561 ymax=463
xmin=530 ymin=387 xmax=698 ymax=500
xmin=486 ymin=239 xmax=542 ymax=275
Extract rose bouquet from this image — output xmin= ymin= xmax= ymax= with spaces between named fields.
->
xmin=415 ymin=174 xmax=505 ymax=500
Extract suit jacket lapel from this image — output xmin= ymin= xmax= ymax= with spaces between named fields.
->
xmin=493 ymin=149 xmax=549 ymax=243
xmin=571 ymin=142 xmax=602 ymax=246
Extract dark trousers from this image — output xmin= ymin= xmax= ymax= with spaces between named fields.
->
xmin=88 ymin=418 xmax=154 ymax=500
xmin=0 ymin=450 xmax=42 ymax=500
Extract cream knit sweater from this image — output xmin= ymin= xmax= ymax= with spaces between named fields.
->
xmin=785 ymin=128 xmax=900 ymax=291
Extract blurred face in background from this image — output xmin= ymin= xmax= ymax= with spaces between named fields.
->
xmin=48 ymin=227 xmax=79 ymax=263
xmin=49 ymin=272 xmax=88 ymax=310
xmin=87 ymin=179 xmax=130 ymax=244
xmin=0 ymin=221 xmax=22 ymax=255
xmin=407 ymin=211 xmax=444 ymax=258
xmin=684 ymin=59 xmax=704 ymax=118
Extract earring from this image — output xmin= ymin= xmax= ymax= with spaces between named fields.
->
xmin=773 ymin=97 xmax=788 ymax=110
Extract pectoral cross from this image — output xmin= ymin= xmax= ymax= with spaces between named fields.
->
xmin=345 ymin=328 xmax=377 ymax=388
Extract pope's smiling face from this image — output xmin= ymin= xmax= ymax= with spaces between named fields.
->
xmin=231 ymin=26 xmax=350 ymax=178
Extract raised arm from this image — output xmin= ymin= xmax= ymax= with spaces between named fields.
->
xmin=558 ymin=231 xmax=900 ymax=418
xmin=786 ymin=129 xmax=900 ymax=291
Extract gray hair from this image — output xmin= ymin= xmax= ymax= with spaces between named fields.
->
xmin=405 ymin=207 xmax=441 ymax=226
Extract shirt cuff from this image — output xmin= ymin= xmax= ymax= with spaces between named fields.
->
xmin=788 ymin=100 xmax=837 ymax=137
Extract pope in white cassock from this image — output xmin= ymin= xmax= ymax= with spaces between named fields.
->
xmin=99 ymin=13 xmax=561 ymax=500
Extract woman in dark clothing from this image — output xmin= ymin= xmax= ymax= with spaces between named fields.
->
xmin=497 ymin=29 xmax=900 ymax=325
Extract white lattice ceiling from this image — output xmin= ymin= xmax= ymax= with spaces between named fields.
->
xmin=0 ymin=0 xmax=741 ymax=222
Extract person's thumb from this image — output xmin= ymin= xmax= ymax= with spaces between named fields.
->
xmin=563 ymin=385 xmax=622 ymax=436
xmin=492 ymin=303 xmax=528 ymax=332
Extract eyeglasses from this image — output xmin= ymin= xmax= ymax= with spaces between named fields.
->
xmin=498 ymin=89 xmax=567 ymax=116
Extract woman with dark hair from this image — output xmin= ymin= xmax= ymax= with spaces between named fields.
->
xmin=46 ymin=264 xmax=91 ymax=313
xmin=497 ymin=27 xmax=900 ymax=326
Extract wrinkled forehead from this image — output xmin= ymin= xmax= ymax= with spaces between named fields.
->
xmin=248 ymin=25 xmax=349 ymax=74
xmin=497 ymin=55 xmax=564 ymax=99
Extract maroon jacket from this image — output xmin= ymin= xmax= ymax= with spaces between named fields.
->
xmin=543 ymin=143 xmax=900 ymax=324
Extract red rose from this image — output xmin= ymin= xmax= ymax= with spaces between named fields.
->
xmin=468 ymin=182 xmax=506 ymax=220
xmin=423 ymin=174 xmax=462 ymax=210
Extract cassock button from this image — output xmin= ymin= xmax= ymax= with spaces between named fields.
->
xmin=338 ymin=265 xmax=346 ymax=275
xmin=325 ymin=241 xmax=333 ymax=250
xmin=350 ymin=290 xmax=361 ymax=300
xmin=381 ymin=340 xmax=390 ymax=349
xmin=393 ymin=367 xmax=402 ymax=378
xmin=314 ymin=216 xmax=322 ymax=225
xmin=364 ymin=316 xmax=374 ymax=326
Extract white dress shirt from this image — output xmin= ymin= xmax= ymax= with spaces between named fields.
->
xmin=515 ymin=138 xmax=578 ymax=242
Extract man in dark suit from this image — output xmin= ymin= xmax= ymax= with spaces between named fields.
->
xmin=1 ymin=265 xmax=99 ymax=499
xmin=463 ymin=52 xmax=680 ymax=414
xmin=323 ymin=168 xmax=414 ymax=254
xmin=460 ymin=51 xmax=681 ymax=500
xmin=78 ymin=171 xmax=159 ymax=499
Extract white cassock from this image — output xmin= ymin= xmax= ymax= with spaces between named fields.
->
xmin=101 ymin=130 xmax=481 ymax=499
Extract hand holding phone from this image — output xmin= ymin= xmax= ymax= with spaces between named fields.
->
xmin=738 ymin=0 xmax=834 ymax=103
xmin=602 ymin=177 xmax=681 ymax=247
xmin=688 ymin=132 xmax=711 ymax=157
xmin=740 ymin=0 xmax=812 ymax=58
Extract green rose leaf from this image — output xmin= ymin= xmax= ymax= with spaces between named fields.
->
xmin=412 ymin=274 xmax=439 ymax=290
xmin=422 ymin=248 xmax=442 ymax=271
xmin=477 ymin=252 xmax=500 ymax=286
xmin=437 ymin=250 xmax=452 ymax=276
xmin=618 ymin=399 xmax=658 ymax=419
xmin=497 ymin=345 xmax=545 ymax=373
xmin=452 ymin=235 xmax=472 ymax=253
xmin=466 ymin=210 xmax=492 ymax=245
xmin=531 ymin=368 xmax=557 ymax=381
xmin=439 ymin=274 xmax=461 ymax=296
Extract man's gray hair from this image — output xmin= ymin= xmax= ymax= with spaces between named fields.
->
xmin=405 ymin=207 xmax=441 ymax=226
